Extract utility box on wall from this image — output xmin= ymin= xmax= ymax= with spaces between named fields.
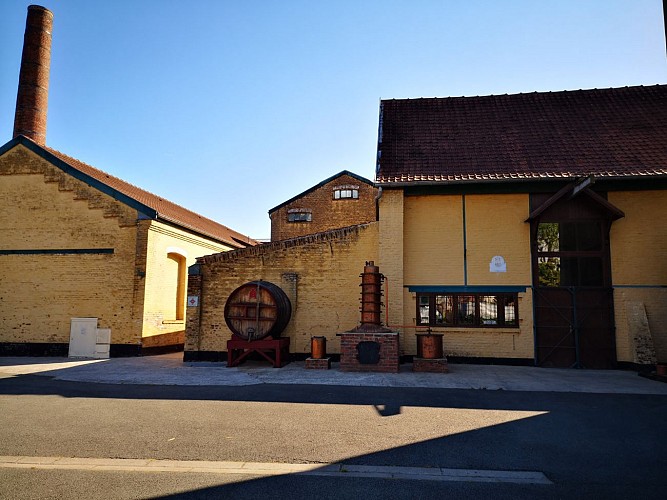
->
xmin=95 ymin=328 xmax=111 ymax=359
xmin=68 ymin=318 xmax=111 ymax=358
xmin=68 ymin=318 xmax=98 ymax=358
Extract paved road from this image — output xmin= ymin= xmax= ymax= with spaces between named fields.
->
xmin=1 ymin=374 xmax=666 ymax=499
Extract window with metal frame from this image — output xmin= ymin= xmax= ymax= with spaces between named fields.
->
xmin=287 ymin=212 xmax=312 ymax=222
xmin=417 ymin=292 xmax=518 ymax=328
xmin=333 ymin=188 xmax=358 ymax=199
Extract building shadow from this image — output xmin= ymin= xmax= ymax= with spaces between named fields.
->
xmin=1 ymin=372 xmax=666 ymax=499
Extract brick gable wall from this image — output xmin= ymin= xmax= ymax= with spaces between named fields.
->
xmin=270 ymin=174 xmax=377 ymax=241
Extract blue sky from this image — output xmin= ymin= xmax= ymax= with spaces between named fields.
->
xmin=1 ymin=0 xmax=665 ymax=239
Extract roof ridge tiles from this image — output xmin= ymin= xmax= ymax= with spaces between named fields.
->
xmin=377 ymin=84 xmax=667 ymax=184
xmin=381 ymin=84 xmax=665 ymax=103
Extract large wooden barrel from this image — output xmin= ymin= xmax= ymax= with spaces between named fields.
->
xmin=224 ymin=281 xmax=292 ymax=340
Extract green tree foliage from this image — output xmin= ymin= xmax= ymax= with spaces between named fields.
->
xmin=537 ymin=223 xmax=560 ymax=287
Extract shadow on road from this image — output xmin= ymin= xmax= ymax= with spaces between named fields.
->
xmin=1 ymin=373 xmax=667 ymax=498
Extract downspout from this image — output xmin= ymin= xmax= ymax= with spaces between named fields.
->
xmin=375 ymin=186 xmax=382 ymax=222
xmin=382 ymin=275 xmax=428 ymax=330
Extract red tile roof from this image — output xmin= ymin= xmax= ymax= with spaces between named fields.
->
xmin=376 ymin=85 xmax=667 ymax=184
xmin=31 ymin=141 xmax=257 ymax=248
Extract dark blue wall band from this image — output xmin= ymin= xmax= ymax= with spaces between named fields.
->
xmin=407 ymin=285 xmax=529 ymax=293
xmin=0 ymin=248 xmax=114 ymax=255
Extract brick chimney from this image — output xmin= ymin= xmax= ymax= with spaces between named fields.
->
xmin=13 ymin=5 xmax=54 ymax=145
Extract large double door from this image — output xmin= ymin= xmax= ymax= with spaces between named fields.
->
xmin=533 ymin=286 xmax=615 ymax=368
xmin=530 ymin=190 xmax=620 ymax=369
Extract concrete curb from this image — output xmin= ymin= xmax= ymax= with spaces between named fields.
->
xmin=0 ymin=456 xmax=553 ymax=484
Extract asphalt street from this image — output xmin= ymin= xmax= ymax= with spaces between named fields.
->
xmin=0 ymin=367 xmax=666 ymax=499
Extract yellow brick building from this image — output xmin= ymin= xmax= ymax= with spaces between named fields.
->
xmin=0 ymin=136 xmax=254 ymax=356
xmin=1 ymin=5 xmax=254 ymax=357
xmin=375 ymin=87 xmax=667 ymax=369
xmin=186 ymin=85 xmax=666 ymax=370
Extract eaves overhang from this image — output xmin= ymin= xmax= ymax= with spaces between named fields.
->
xmin=153 ymin=213 xmax=249 ymax=249
xmin=375 ymin=173 xmax=667 ymax=189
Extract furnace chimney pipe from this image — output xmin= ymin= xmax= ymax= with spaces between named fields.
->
xmin=13 ymin=5 xmax=53 ymax=145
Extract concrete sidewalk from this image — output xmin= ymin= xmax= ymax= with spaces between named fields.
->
xmin=0 ymin=353 xmax=665 ymax=394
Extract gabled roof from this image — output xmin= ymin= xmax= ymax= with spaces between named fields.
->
xmin=1 ymin=136 xmax=257 ymax=248
xmin=526 ymin=178 xmax=625 ymax=222
xmin=268 ymin=170 xmax=374 ymax=214
xmin=376 ymin=85 xmax=667 ymax=185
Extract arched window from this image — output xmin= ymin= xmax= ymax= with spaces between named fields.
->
xmin=167 ymin=252 xmax=187 ymax=320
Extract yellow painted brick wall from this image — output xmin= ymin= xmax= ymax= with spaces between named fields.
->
xmin=466 ymin=194 xmax=531 ymax=285
xmin=142 ymin=220 xmax=233 ymax=339
xmin=614 ymin=288 xmax=667 ymax=363
xmin=609 ymin=191 xmax=667 ymax=285
xmin=378 ymin=189 xmax=405 ymax=343
xmin=404 ymin=194 xmax=464 ymax=284
xmin=0 ymin=145 xmax=139 ymax=345
xmin=403 ymin=194 xmax=531 ymax=286
xmin=609 ymin=191 xmax=667 ymax=362
xmin=270 ymin=174 xmax=377 ymax=241
xmin=186 ymin=223 xmax=379 ymax=355
xmin=400 ymin=193 xmax=533 ymax=359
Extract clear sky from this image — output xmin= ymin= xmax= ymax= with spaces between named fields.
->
xmin=1 ymin=0 xmax=665 ymax=240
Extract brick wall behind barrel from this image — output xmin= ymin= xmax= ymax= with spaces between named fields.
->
xmin=187 ymin=223 xmax=379 ymax=355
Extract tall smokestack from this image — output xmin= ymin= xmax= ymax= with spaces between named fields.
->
xmin=13 ymin=5 xmax=53 ymax=145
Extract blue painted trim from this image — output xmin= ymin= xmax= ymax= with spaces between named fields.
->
xmin=406 ymin=285 xmax=529 ymax=293
xmin=0 ymin=136 xmax=21 ymax=156
xmin=0 ymin=248 xmax=114 ymax=255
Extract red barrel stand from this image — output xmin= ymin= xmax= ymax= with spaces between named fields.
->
xmin=226 ymin=335 xmax=290 ymax=368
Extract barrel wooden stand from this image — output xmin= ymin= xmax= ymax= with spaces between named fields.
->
xmin=226 ymin=335 xmax=290 ymax=368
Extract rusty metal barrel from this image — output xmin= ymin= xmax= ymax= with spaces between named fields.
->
xmin=416 ymin=333 xmax=444 ymax=359
xmin=311 ymin=336 xmax=327 ymax=359
xmin=224 ymin=281 xmax=292 ymax=340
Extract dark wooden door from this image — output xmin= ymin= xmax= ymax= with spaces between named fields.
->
xmin=534 ymin=287 xmax=576 ymax=367
xmin=534 ymin=286 xmax=615 ymax=368
xmin=531 ymin=192 xmax=617 ymax=369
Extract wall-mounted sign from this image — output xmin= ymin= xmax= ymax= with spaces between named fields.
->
xmin=489 ymin=256 xmax=507 ymax=273
xmin=187 ymin=296 xmax=199 ymax=307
